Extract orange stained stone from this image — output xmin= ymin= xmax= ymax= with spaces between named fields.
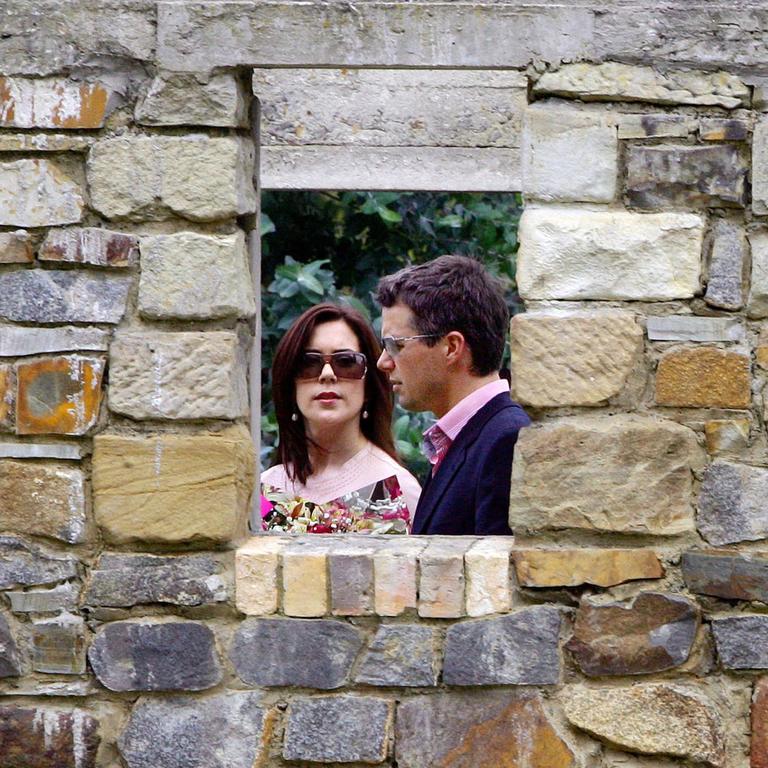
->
xmin=753 ymin=678 xmax=768 ymax=768
xmin=0 ymin=364 xmax=13 ymax=429
xmin=757 ymin=347 xmax=768 ymax=370
xmin=655 ymin=347 xmax=750 ymax=408
xmin=16 ymin=355 xmax=105 ymax=435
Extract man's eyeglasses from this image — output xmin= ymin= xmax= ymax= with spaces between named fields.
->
xmin=380 ymin=334 xmax=441 ymax=357
xmin=296 ymin=352 xmax=368 ymax=380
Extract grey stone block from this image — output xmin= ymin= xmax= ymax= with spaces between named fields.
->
xmin=119 ymin=692 xmax=268 ymax=768
xmin=683 ymin=551 xmax=768 ymax=602
xmin=88 ymin=621 xmax=222 ymax=691
xmin=283 ymin=695 xmax=392 ymax=763
xmin=0 ymin=326 xmax=110 ymax=357
xmin=748 ymin=230 xmax=768 ymax=319
xmin=31 ymin=613 xmax=86 ymax=675
xmin=0 ymin=443 xmax=86 ymax=461
xmin=645 ymin=316 xmax=743 ymax=343
xmin=330 ymin=550 xmax=374 ymax=616
xmin=6 ymin=582 xmax=79 ymax=613
xmin=355 ymin=625 xmax=437 ymax=687
xmin=705 ymin=219 xmax=747 ymax=311
xmin=0 ymin=613 xmax=21 ymax=677
xmin=443 ymin=606 xmax=561 ymax=685
xmin=0 ymin=536 xmax=79 ymax=590
xmin=230 ymin=618 xmax=363 ymax=689
xmin=712 ymin=615 xmax=768 ymax=669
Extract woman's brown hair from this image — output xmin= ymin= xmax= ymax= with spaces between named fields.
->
xmin=270 ymin=302 xmax=397 ymax=484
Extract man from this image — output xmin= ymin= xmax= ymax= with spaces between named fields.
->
xmin=376 ymin=255 xmax=530 ymax=535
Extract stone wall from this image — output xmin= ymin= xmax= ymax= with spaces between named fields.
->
xmin=3 ymin=1 xmax=768 ymax=766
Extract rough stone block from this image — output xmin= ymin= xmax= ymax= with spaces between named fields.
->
xmin=108 ymin=331 xmax=248 ymax=420
xmin=700 ymin=117 xmax=750 ymax=142
xmin=235 ymin=537 xmax=289 ymax=616
xmin=0 ymin=614 xmax=21 ymax=677
xmin=510 ymin=310 xmax=642 ymax=407
xmin=509 ymin=416 xmax=700 ymax=536
xmin=0 ymin=231 xmax=32 ymax=263
xmin=655 ymin=347 xmax=751 ymax=408
xmin=283 ymin=695 xmax=392 ymax=763
xmin=330 ymin=548 xmax=375 ymax=616
xmin=443 ymin=606 xmax=561 ymax=686
xmin=16 ymin=355 xmax=105 ymax=435
xmin=682 ymin=551 xmax=768 ymax=602
xmin=418 ymin=538 xmax=471 ymax=619
xmin=517 ymin=207 xmax=703 ymax=301
xmin=87 ymin=135 xmax=256 ymax=221
xmin=396 ymin=691 xmax=575 ymax=768
xmin=282 ymin=548 xmax=327 ymax=617
xmin=6 ymin=582 xmax=79 ymax=614
xmin=753 ymin=116 xmax=768 ymax=215
xmin=84 ymin=553 xmax=228 ymax=608
xmin=230 ymin=618 xmax=362 ymax=689
xmin=0 ymin=133 xmax=92 ymax=152
xmin=355 ymin=624 xmax=437 ymax=687
xmin=40 ymin=227 xmax=138 ymax=267
xmin=136 ymin=72 xmax=247 ymax=127
xmin=118 ymin=692 xmax=269 ymax=768
xmin=0 ymin=159 xmax=83 ymax=226
xmin=748 ymin=231 xmax=768 ymax=318
xmin=0 ymin=364 xmax=13 ymax=431
xmin=534 ymin=62 xmax=749 ymax=108
xmin=562 ymin=684 xmax=724 ymax=767
xmin=464 ymin=538 xmax=515 ymax=617
xmin=138 ymin=231 xmax=255 ymax=320
xmin=522 ymin=104 xmax=617 ymax=203
xmin=0 ymin=461 xmax=86 ymax=544
xmin=93 ymin=427 xmax=254 ymax=546
xmin=753 ymin=678 xmax=768 ymax=768
xmin=646 ymin=315 xmax=743 ymax=343
xmin=704 ymin=419 xmax=750 ymax=455
xmin=373 ymin=541 xmax=424 ymax=616
xmin=0 ymin=442 xmax=85 ymax=461
xmin=0 ymin=536 xmax=78 ymax=589
xmin=617 ymin=113 xmax=693 ymax=139
xmin=31 ymin=613 xmax=86 ymax=674
xmin=513 ymin=548 xmax=664 ymax=588
xmin=0 ymin=270 xmax=129 ymax=324
xmin=0 ymin=326 xmax=110 ymax=357
xmin=88 ymin=620 xmax=221 ymax=691
xmin=712 ymin=616 xmax=768 ymax=669
xmin=626 ymin=144 xmax=747 ymax=208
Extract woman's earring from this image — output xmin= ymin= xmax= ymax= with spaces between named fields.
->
xmin=362 ymin=409 xmax=369 ymax=420
xmin=291 ymin=412 xmax=299 ymax=422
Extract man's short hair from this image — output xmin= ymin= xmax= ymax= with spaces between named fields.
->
xmin=376 ymin=255 xmax=508 ymax=376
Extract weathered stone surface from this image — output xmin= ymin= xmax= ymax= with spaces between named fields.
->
xmin=0 ymin=365 xmax=13 ymax=431
xmin=626 ymin=144 xmax=748 ymax=209
xmin=118 ymin=692 xmax=269 ymax=768
xmin=16 ymin=355 xmax=105 ymax=435
xmin=231 ymin=618 xmax=363 ymax=689
xmin=373 ymin=540 xmax=424 ymax=616
xmin=562 ymin=684 xmax=724 ymax=767
xmin=0 ymin=77 xmax=112 ymax=129
xmin=513 ymin=548 xmax=664 ymax=588
xmin=535 ymin=62 xmax=748 ymax=107
xmin=85 ymin=553 xmax=227 ymax=608
xmin=355 ymin=625 xmax=437 ymax=687
xmin=283 ymin=695 xmax=392 ymax=763
xmin=396 ymin=690 xmax=575 ymax=768
xmin=138 ymin=231 xmax=255 ymax=320
xmin=0 ymin=536 xmax=78 ymax=589
xmin=712 ymin=616 xmax=768 ymax=669
xmin=0 ymin=614 xmax=20 ymax=677
xmin=87 ymin=135 xmax=256 ymax=221
xmin=617 ymin=113 xmax=693 ymax=139
xmin=704 ymin=419 xmax=750 ymax=455
xmin=0 ymin=159 xmax=83 ymax=226
xmin=0 ymin=133 xmax=92 ymax=152
xmin=566 ymin=592 xmax=698 ymax=676
xmin=40 ymin=228 xmax=138 ymax=267
xmin=0 ymin=231 xmax=32 ymax=263
xmin=330 ymin=548 xmax=375 ymax=616
xmin=6 ymin=582 xmax=79 ymax=613
xmin=31 ymin=613 xmax=86 ymax=674
xmin=698 ymin=462 xmax=768 ymax=546
xmin=443 ymin=606 xmax=561 ymax=685
xmin=655 ymin=347 xmax=751 ymax=408
xmin=646 ymin=316 xmax=743 ymax=343
xmin=93 ymin=427 xmax=254 ymax=546
xmin=465 ymin=537 xmax=515 ymax=617
xmin=89 ymin=620 xmax=221 ymax=691
xmin=509 ymin=416 xmax=700 ymax=535
xmin=0 ymin=461 xmax=86 ymax=544
xmin=754 ymin=116 xmax=768 ymax=215
xmin=0 ymin=705 xmax=99 ymax=768
xmin=682 ymin=550 xmax=768 ymax=602
xmin=136 ymin=72 xmax=246 ymax=127
xmin=522 ymin=104 xmax=617 ymax=203
xmin=418 ymin=538 xmax=471 ymax=618
xmin=753 ymin=678 xmax=768 ymax=768
xmin=108 ymin=331 xmax=248 ymax=420
xmin=235 ymin=537 xmax=289 ymax=616
xmin=517 ymin=207 xmax=703 ymax=301
xmin=510 ymin=310 xmax=642 ymax=407
xmin=0 ymin=326 xmax=110 ymax=357
xmin=0 ymin=270 xmax=130 ymax=324
xmin=282 ymin=547 xmax=328 ymax=617
xmin=0 ymin=442 xmax=85 ymax=461
xmin=700 ymin=117 xmax=750 ymax=142
xmin=748 ymin=231 xmax=768 ymax=318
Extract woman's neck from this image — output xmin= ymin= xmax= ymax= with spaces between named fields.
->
xmin=307 ymin=424 xmax=368 ymax=474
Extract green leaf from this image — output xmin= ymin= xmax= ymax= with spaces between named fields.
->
xmin=260 ymin=212 xmax=276 ymax=236
xmin=436 ymin=214 xmax=464 ymax=228
xmin=377 ymin=206 xmax=402 ymax=224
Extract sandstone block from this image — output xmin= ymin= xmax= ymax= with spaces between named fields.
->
xmin=92 ymin=427 xmax=254 ymax=546
xmin=617 ymin=113 xmax=693 ymax=139
xmin=136 ymin=72 xmax=247 ymax=127
xmin=87 ymin=135 xmax=256 ymax=221
xmin=534 ymin=62 xmax=749 ymax=109
xmin=88 ymin=620 xmax=221 ymax=691
xmin=0 ymin=461 xmax=86 ymax=544
xmin=235 ymin=537 xmax=289 ymax=616
xmin=0 ymin=536 xmax=78 ymax=589
xmin=40 ymin=227 xmax=138 ymax=267
xmin=509 ymin=416 xmax=700 ymax=536
xmin=753 ymin=679 xmax=768 ymax=768
xmin=712 ymin=616 xmax=768 ymax=669
xmin=283 ymin=696 xmax=392 ymax=763
xmin=682 ymin=551 xmax=768 ymax=602
xmin=748 ymin=230 xmax=768 ymax=318
xmin=562 ymin=684 xmax=724 ymax=766
xmin=418 ymin=538 xmax=472 ymax=618
xmin=0 ymin=159 xmax=83 ymax=226
xmin=517 ymin=207 xmax=703 ymax=301
xmin=108 ymin=331 xmax=248 ymax=420
xmin=138 ymin=231 xmax=255 ymax=320
xmin=626 ymin=144 xmax=747 ymax=208
xmin=0 ymin=326 xmax=110 ymax=357
xmin=31 ymin=613 xmax=86 ymax=674
xmin=465 ymin=537 xmax=515 ymax=617
xmin=355 ymin=625 xmax=437 ymax=687
xmin=655 ymin=347 xmax=750 ymax=408
xmin=230 ymin=618 xmax=362 ymax=689
xmin=704 ymin=419 xmax=750 ymax=455
xmin=0 ymin=231 xmax=32 ymax=263
xmin=0 ymin=364 xmax=13 ymax=431
xmin=443 ymin=606 xmax=561 ymax=686
xmin=0 ymin=614 xmax=21 ymax=677
xmin=396 ymin=691 xmax=575 ymax=768
xmin=522 ymin=104 xmax=617 ymax=203
xmin=700 ymin=117 xmax=750 ymax=142
xmin=513 ymin=548 xmax=664 ymax=588
xmin=282 ymin=548 xmax=327 ymax=617
xmin=373 ymin=541 xmax=424 ymax=616
xmin=330 ymin=548 xmax=375 ymax=616
xmin=753 ymin=116 xmax=768 ymax=215
xmin=0 ymin=134 xmax=92 ymax=152
xmin=646 ymin=315 xmax=743 ymax=343
xmin=510 ymin=310 xmax=642 ymax=407
xmin=7 ymin=582 xmax=79 ymax=614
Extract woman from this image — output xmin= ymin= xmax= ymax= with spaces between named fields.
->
xmin=261 ymin=303 xmax=421 ymax=532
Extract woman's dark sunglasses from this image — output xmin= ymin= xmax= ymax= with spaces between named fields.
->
xmin=296 ymin=352 xmax=368 ymax=380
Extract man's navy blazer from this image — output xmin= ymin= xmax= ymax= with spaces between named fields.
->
xmin=411 ymin=393 xmax=531 ymax=535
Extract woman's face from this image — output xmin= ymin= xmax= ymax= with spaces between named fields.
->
xmin=294 ymin=319 xmax=367 ymax=438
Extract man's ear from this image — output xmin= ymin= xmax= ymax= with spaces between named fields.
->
xmin=443 ymin=331 xmax=467 ymax=367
